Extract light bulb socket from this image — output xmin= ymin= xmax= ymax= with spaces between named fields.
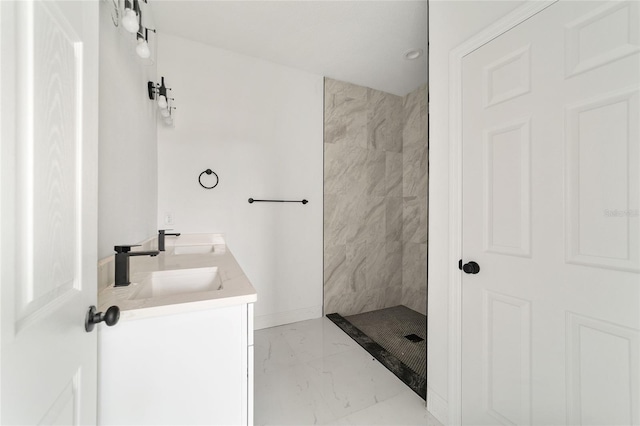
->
xmin=158 ymin=77 xmax=167 ymax=98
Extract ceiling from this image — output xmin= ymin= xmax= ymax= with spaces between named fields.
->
xmin=151 ymin=1 xmax=427 ymax=96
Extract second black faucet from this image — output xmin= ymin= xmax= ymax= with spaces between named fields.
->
xmin=158 ymin=229 xmax=181 ymax=251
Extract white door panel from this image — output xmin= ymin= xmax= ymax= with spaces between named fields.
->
xmin=1 ymin=1 xmax=99 ymax=424
xmin=462 ymin=1 xmax=639 ymax=425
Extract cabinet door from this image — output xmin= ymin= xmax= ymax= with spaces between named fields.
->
xmin=99 ymin=305 xmax=246 ymax=425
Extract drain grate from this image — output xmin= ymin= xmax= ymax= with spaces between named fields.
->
xmin=404 ymin=333 xmax=424 ymax=343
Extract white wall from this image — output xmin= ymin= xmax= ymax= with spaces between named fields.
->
xmin=98 ymin=1 xmax=158 ymax=259
xmin=427 ymin=1 xmax=525 ymax=422
xmin=156 ymin=33 xmax=324 ymax=329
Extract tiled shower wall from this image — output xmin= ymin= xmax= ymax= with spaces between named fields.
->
xmin=324 ymin=78 xmax=428 ymax=316
xmin=401 ymin=85 xmax=428 ymax=315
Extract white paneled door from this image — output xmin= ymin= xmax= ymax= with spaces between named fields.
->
xmin=1 ymin=1 xmax=99 ymax=424
xmin=462 ymin=1 xmax=639 ymax=425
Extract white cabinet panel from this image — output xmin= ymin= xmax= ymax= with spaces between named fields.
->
xmin=99 ymin=304 xmax=252 ymax=425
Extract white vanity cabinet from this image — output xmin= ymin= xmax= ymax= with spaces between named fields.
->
xmin=98 ymin=303 xmax=254 ymax=425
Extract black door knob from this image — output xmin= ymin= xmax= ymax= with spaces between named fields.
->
xmin=85 ymin=305 xmax=120 ymax=332
xmin=462 ymin=261 xmax=480 ymax=274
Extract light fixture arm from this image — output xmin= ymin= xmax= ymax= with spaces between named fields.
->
xmin=158 ymin=76 xmax=167 ymax=98
xmin=137 ymin=26 xmax=156 ymax=43
xmin=133 ymin=0 xmax=141 ymax=20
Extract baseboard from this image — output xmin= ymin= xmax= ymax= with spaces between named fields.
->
xmin=427 ymin=387 xmax=448 ymax=425
xmin=254 ymin=305 xmax=322 ymax=330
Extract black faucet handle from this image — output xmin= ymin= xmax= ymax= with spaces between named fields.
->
xmin=114 ymin=245 xmax=141 ymax=253
xmin=158 ymin=229 xmax=172 ymax=234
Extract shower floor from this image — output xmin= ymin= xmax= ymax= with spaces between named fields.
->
xmin=327 ymin=305 xmax=426 ymax=399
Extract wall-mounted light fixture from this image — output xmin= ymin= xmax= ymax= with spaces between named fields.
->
xmin=113 ymin=0 xmax=156 ymax=60
xmin=148 ymin=77 xmax=176 ymax=126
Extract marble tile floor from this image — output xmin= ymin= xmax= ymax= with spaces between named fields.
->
xmin=254 ymin=317 xmax=443 ymax=426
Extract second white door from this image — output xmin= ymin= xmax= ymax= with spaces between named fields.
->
xmin=462 ymin=1 xmax=639 ymax=425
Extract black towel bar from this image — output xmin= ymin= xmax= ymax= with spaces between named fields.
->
xmin=248 ymin=198 xmax=308 ymax=205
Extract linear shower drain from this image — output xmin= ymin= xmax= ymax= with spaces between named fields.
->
xmin=404 ymin=333 xmax=424 ymax=343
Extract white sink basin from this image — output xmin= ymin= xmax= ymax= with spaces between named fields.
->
xmin=133 ymin=267 xmax=223 ymax=299
xmin=167 ymin=234 xmax=225 ymax=255
xmin=173 ymin=244 xmax=215 ymax=255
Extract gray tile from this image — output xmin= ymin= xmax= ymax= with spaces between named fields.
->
xmin=366 ymin=196 xmax=386 ymax=243
xmin=324 ymin=143 xmax=348 ymax=195
xmin=326 ymin=78 xmax=368 ymax=100
xmin=366 ymin=149 xmax=386 ymax=196
xmin=367 ymin=89 xmax=388 ymax=151
xmin=343 ymin=145 xmax=368 ymax=190
xmin=324 ymin=104 xmax=348 ymax=145
xmin=355 ymin=288 xmax=388 ymax=314
xmin=346 ymin=242 xmax=368 ymax=292
xmin=385 ymin=94 xmax=403 ymax=154
xmin=324 ymin=289 xmax=356 ymax=316
xmin=385 ymin=151 xmax=403 ymax=197
xmin=402 ymin=242 xmax=427 ymax=296
xmin=403 ymin=196 xmax=427 ymax=244
xmin=402 ymin=288 xmax=427 ymax=316
xmin=402 ymin=85 xmax=427 ymax=147
xmin=385 ymin=197 xmax=403 ymax=242
xmin=325 ymin=80 xmax=368 ymax=148
xmin=384 ymin=285 xmax=403 ymax=308
xmin=324 ymin=244 xmax=348 ymax=311
xmin=402 ymin=85 xmax=428 ymax=203
xmin=365 ymin=243 xmax=387 ymax=291
xmin=345 ymin=192 xmax=368 ymax=244
xmin=367 ymin=90 xmax=403 ymax=153
xmin=403 ymin=143 xmax=428 ymax=198
xmin=324 ymin=194 xmax=347 ymax=246
xmin=386 ymin=242 xmax=403 ymax=289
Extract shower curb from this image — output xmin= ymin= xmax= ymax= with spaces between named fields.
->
xmin=326 ymin=312 xmax=426 ymax=400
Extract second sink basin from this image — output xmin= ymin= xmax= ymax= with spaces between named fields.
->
xmin=133 ymin=267 xmax=223 ymax=299
xmin=168 ymin=234 xmax=225 ymax=255
xmin=173 ymin=244 xmax=215 ymax=255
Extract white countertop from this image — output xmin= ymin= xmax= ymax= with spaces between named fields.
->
xmin=98 ymin=234 xmax=257 ymax=321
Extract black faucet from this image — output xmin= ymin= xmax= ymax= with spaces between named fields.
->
xmin=114 ymin=245 xmax=159 ymax=286
xmin=158 ymin=229 xmax=181 ymax=251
